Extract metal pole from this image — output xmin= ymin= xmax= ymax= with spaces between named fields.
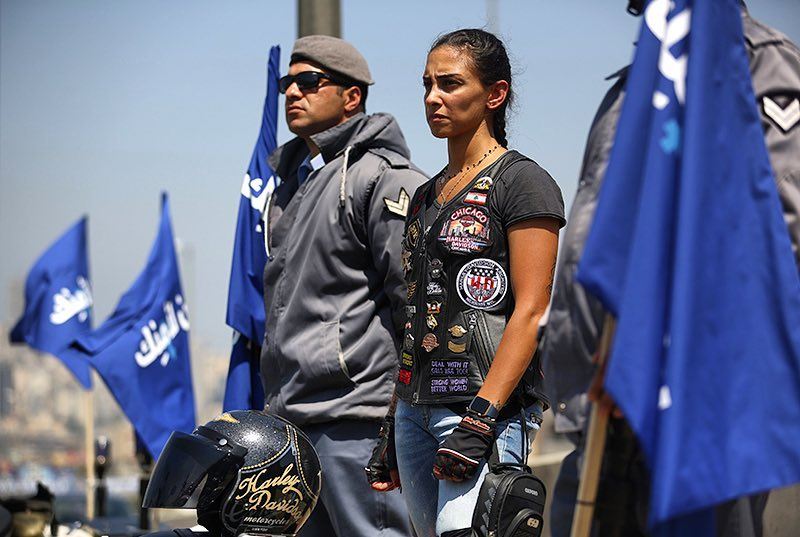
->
xmin=297 ymin=0 xmax=341 ymax=38
xmin=83 ymin=380 xmax=95 ymax=521
xmin=570 ymin=316 xmax=616 ymax=537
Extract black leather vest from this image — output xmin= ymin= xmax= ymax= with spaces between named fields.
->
xmin=395 ymin=151 xmax=547 ymax=408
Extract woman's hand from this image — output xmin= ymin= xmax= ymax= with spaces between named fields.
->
xmin=433 ymin=411 xmax=496 ymax=482
xmin=365 ymin=415 xmax=401 ymax=491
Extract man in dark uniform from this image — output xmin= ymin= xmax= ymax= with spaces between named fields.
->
xmin=541 ymin=2 xmax=800 ymax=535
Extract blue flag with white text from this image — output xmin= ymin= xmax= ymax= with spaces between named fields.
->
xmin=10 ymin=217 xmax=93 ymax=389
xmin=578 ymin=0 xmax=800 ymax=530
xmin=75 ymin=194 xmax=195 ymax=458
xmin=223 ymin=46 xmax=280 ymax=412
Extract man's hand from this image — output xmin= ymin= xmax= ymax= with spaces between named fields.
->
xmin=365 ymin=415 xmax=401 ymax=491
xmin=433 ymin=412 xmax=495 ymax=482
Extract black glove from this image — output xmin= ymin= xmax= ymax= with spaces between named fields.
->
xmin=365 ymin=415 xmax=400 ymax=491
xmin=433 ymin=410 xmax=496 ymax=482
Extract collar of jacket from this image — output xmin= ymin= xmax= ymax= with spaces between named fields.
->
xmin=267 ymin=113 xmax=368 ymax=178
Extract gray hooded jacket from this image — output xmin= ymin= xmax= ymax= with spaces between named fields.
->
xmin=541 ymin=10 xmax=800 ymax=435
xmin=260 ymin=112 xmax=427 ymax=426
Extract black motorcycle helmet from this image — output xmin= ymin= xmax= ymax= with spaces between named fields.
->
xmin=143 ymin=410 xmax=321 ymax=537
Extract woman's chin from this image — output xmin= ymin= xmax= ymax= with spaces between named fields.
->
xmin=427 ymin=125 xmax=450 ymax=139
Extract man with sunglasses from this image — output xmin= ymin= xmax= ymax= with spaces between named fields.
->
xmin=260 ymin=35 xmax=424 ymax=537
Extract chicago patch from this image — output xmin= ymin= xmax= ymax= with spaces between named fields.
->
xmin=456 ymin=258 xmax=508 ymax=310
xmin=438 ymin=206 xmax=491 ymax=254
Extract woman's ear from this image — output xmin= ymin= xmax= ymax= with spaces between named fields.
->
xmin=486 ymin=80 xmax=509 ymax=112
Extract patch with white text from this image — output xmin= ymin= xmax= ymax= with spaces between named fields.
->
xmin=438 ymin=206 xmax=491 ymax=254
xmin=456 ymin=258 xmax=508 ymax=310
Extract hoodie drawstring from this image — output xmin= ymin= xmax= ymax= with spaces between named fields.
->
xmin=339 ymin=145 xmax=352 ymax=207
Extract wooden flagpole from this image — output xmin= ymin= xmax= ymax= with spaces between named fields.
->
xmin=84 ymin=372 xmax=95 ymax=521
xmin=570 ymin=315 xmax=616 ymax=537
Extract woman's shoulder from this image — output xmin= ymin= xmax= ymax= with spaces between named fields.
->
xmin=494 ymin=150 xmax=559 ymax=190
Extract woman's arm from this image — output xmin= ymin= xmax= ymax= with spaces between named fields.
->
xmin=476 ymin=217 xmax=560 ymax=410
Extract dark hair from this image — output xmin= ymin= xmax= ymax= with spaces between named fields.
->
xmin=431 ymin=29 xmax=513 ymax=147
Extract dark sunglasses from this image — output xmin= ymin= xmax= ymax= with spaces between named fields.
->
xmin=279 ymin=71 xmax=340 ymax=94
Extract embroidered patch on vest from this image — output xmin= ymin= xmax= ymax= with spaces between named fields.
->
xmin=456 ymin=258 xmax=508 ymax=309
xmin=473 ymin=176 xmax=493 ymax=190
xmin=464 ymin=191 xmax=487 ymax=206
xmin=426 ymin=281 xmax=444 ymax=295
xmin=448 ymin=325 xmax=467 ymax=338
xmin=406 ymin=219 xmax=421 ymax=248
xmin=430 ymin=376 xmax=468 ymax=394
xmin=426 ymin=314 xmax=438 ymax=330
xmin=421 ymin=333 xmax=439 ymax=352
xmin=401 ymin=249 xmax=412 ymax=275
xmin=430 ymin=359 xmax=469 ymax=376
xmin=438 ymin=206 xmax=491 ymax=254
xmin=407 ymin=281 xmax=417 ymax=300
xmin=447 ymin=341 xmax=467 ymax=353
xmin=398 ymin=369 xmax=412 ymax=384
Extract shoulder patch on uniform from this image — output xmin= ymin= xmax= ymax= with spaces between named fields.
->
xmin=384 ymin=188 xmax=410 ymax=217
xmin=763 ymin=96 xmax=800 ymax=133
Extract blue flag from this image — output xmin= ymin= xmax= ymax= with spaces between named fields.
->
xmin=10 ymin=217 xmax=93 ymax=389
xmin=75 ymin=194 xmax=195 ymax=458
xmin=223 ymin=46 xmax=280 ymax=412
xmin=577 ymin=0 xmax=800 ymax=530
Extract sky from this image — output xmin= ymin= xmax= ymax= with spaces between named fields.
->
xmin=2 ymin=1 xmax=799 ymax=353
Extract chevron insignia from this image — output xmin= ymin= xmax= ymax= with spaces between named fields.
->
xmin=384 ymin=188 xmax=410 ymax=217
xmin=763 ymin=96 xmax=800 ymax=133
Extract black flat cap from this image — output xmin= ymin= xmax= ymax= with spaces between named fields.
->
xmin=291 ymin=35 xmax=374 ymax=86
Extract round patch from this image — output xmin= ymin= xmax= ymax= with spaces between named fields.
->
xmin=456 ymin=258 xmax=508 ymax=310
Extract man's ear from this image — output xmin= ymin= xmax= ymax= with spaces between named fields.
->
xmin=343 ymin=86 xmax=363 ymax=114
xmin=486 ymin=80 xmax=509 ymax=112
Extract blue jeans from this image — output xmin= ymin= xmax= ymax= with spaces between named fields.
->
xmin=395 ymin=399 xmax=544 ymax=536
xmin=298 ymin=420 xmax=412 ymax=537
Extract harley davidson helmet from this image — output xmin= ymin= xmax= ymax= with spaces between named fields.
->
xmin=143 ymin=410 xmax=321 ymax=536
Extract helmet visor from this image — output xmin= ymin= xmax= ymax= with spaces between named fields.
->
xmin=142 ymin=431 xmax=244 ymax=509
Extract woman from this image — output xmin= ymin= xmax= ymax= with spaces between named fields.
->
xmin=366 ymin=29 xmax=565 ymax=537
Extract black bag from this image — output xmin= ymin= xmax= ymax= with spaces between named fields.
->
xmin=472 ymin=410 xmax=547 ymax=537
